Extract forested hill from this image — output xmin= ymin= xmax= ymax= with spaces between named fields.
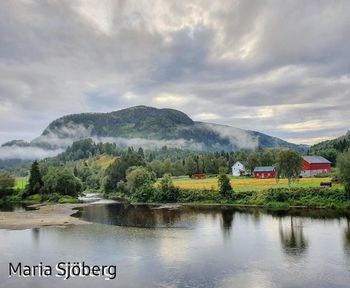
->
xmin=2 ymin=105 xmax=305 ymax=152
xmin=311 ymin=131 xmax=350 ymax=152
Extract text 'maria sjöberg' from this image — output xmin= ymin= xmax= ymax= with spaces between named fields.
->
xmin=9 ymin=262 xmax=117 ymax=280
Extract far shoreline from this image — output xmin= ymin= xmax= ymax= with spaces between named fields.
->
xmin=1 ymin=201 xmax=350 ymax=230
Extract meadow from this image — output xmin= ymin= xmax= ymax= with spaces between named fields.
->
xmin=16 ymin=174 xmax=343 ymax=194
xmin=172 ymin=176 xmax=343 ymax=192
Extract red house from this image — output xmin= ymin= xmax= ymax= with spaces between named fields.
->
xmin=301 ymin=156 xmax=331 ymax=177
xmin=253 ymin=166 xmax=276 ymax=179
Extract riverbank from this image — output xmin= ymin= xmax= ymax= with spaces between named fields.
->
xmin=106 ymin=186 xmax=350 ymax=209
xmin=1 ymin=198 xmax=350 ymax=231
xmin=0 ymin=203 xmax=89 ymax=230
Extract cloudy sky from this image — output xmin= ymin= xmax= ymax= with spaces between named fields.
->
xmin=0 ymin=0 xmax=349 ymax=145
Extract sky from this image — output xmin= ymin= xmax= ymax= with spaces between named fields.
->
xmin=0 ymin=0 xmax=350 ymax=146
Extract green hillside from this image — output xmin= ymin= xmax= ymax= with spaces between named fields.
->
xmin=311 ymin=131 xmax=350 ymax=152
xmin=27 ymin=106 xmax=304 ymax=151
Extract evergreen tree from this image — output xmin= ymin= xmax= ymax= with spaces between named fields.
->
xmin=185 ymin=156 xmax=197 ymax=177
xmin=137 ymin=147 xmax=145 ymax=159
xmin=26 ymin=160 xmax=44 ymax=195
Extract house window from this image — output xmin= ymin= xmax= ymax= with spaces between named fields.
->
xmin=267 ymin=173 xmax=270 ymax=177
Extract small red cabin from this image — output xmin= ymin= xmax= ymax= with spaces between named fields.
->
xmin=192 ymin=173 xmax=206 ymax=180
xmin=301 ymin=156 xmax=331 ymax=178
xmin=253 ymin=166 xmax=276 ymax=179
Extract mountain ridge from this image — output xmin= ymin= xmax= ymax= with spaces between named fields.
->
xmin=2 ymin=105 xmax=306 ymax=152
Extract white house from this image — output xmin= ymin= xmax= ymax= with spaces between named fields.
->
xmin=231 ymin=161 xmax=246 ymax=176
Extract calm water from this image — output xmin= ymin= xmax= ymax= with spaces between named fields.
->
xmin=0 ymin=203 xmax=350 ymax=288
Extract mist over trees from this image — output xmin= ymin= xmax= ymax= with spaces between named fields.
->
xmin=2 ymin=135 xmax=349 ymax=205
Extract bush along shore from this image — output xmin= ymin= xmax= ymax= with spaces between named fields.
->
xmin=2 ymin=175 xmax=350 ymax=210
xmin=104 ymin=170 xmax=350 ymax=210
xmin=105 ymin=187 xmax=350 ymax=209
xmin=0 ymin=161 xmax=81 ymax=206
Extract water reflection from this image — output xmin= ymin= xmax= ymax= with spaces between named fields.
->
xmin=221 ymin=209 xmax=235 ymax=238
xmin=344 ymin=219 xmax=350 ymax=256
xmin=77 ymin=203 xmax=194 ymax=228
xmin=279 ymin=216 xmax=308 ymax=257
xmin=31 ymin=227 xmax=40 ymax=241
xmin=1 ymin=204 xmax=350 ymax=288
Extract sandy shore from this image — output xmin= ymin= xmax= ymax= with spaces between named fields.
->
xmin=0 ymin=203 xmax=90 ymax=230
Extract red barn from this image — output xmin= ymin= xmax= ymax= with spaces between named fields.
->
xmin=301 ymin=156 xmax=331 ymax=177
xmin=192 ymin=173 xmax=206 ymax=179
xmin=253 ymin=166 xmax=276 ymax=179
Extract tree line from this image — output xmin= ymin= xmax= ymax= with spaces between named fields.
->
xmin=1 ymin=137 xmax=350 ymax=204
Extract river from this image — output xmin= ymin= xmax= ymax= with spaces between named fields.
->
xmin=0 ymin=203 xmax=349 ymax=287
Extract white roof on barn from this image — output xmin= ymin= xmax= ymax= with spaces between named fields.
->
xmin=302 ymin=156 xmax=331 ymax=164
xmin=253 ymin=166 xmax=275 ymax=172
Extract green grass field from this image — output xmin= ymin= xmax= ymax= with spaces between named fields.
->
xmin=15 ymin=177 xmax=28 ymax=191
xmin=172 ymin=176 xmax=343 ymax=192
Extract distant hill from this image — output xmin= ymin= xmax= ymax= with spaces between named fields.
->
xmin=311 ymin=131 xmax=350 ymax=153
xmin=2 ymin=105 xmax=305 ymax=154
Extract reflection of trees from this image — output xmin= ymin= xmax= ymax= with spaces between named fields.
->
xmin=251 ymin=209 xmax=261 ymax=226
xmin=221 ymin=209 xmax=235 ymax=238
xmin=279 ymin=216 xmax=308 ymax=257
xmin=31 ymin=227 xmax=40 ymax=242
xmin=79 ymin=203 xmax=199 ymax=228
xmin=344 ymin=219 xmax=350 ymax=255
xmin=109 ymin=204 xmax=157 ymax=227
xmin=109 ymin=204 xmax=184 ymax=228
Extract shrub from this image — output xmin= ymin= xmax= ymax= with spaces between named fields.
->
xmin=42 ymin=193 xmax=61 ymax=203
xmin=217 ymin=173 xmax=232 ymax=198
xmin=58 ymin=196 xmax=80 ymax=204
xmin=179 ymin=189 xmax=220 ymax=203
xmin=5 ymin=195 xmax=22 ymax=202
xmin=126 ymin=167 xmax=155 ymax=195
xmin=116 ymin=180 xmax=127 ymax=194
xmin=131 ymin=182 xmax=154 ymax=203
xmin=232 ymin=187 xmax=349 ymax=208
xmin=0 ymin=173 xmax=16 ymax=198
xmin=153 ymin=174 xmax=180 ymax=203
xmin=26 ymin=194 xmax=42 ymax=202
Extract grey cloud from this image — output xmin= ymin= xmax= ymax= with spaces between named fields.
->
xmin=0 ymin=146 xmax=63 ymax=160
xmin=0 ymin=0 xmax=350 ymax=145
xmin=202 ymin=123 xmax=259 ymax=150
xmin=93 ymin=137 xmax=204 ymax=151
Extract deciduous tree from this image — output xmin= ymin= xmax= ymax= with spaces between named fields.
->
xmin=337 ymin=150 xmax=350 ymax=199
xmin=218 ymin=173 xmax=232 ymax=198
xmin=275 ymin=150 xmax=303 ymax=190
